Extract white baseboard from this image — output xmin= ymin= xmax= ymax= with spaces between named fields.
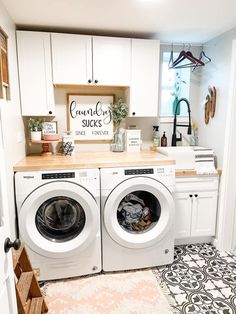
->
xmin=175 ymin=236 xmax=213 ymax=246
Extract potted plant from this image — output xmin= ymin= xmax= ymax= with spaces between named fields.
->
xmin=28 ymin=118 xmax=43 ymax=141
xmin=109 ymin=98 xmax=128 ymax=152
xmin=171 ymin=72 xmax=186 ymax=115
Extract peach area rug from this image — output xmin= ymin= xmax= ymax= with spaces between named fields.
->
xmin=44 ymin=269 xmax=173 ymax=314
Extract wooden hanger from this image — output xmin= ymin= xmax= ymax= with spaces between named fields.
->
xmin=169 ymin=44 xmax=205 ymax=69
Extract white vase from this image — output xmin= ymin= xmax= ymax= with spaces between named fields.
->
xmin=31 ymin=131 xmax=42 ymax=141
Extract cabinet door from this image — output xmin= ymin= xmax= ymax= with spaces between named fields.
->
xmin=51 ymin=33 xmax=92 ymax=85
xmin=129 ymin=39 xmax=160 ymax=117
xmin=92 ymin=36 xmax=131 ymax=86
xmin=174 ymin=192 xmax=192 ymax=239
xmin=17 ymin=31 xmax=55 ymax=116
xmin=191 ymin=191 xmax=218 ymax=237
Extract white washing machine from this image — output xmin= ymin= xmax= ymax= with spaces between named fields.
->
xmin=101 ymin=165 xmax=175 ymax=271
xmin=15 ymin=169 xmax=101 ymax=280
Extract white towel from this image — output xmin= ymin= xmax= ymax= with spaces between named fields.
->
xmin=193 ymin=146 xmax=217 ymax=174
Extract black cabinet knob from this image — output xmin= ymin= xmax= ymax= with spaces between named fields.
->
xmin=94 ymin=79 xmax=98 ymax=84
xmin=194 ymin=194 xmax=198 ymax=197
xmin=88 ymin=79 xmax=92 ymax=83
xmin=189 ymin=194 xmax=193 ymax=198
xmin=49 ymin=111 xmax=53 ymax=115
xmin=132 ymin=112 xmax=136 ymax=116
xmin=4 ymin=237 xmax=21 ymax=253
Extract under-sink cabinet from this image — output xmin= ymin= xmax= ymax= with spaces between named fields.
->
xmin=174 ymin=176 xmax=219 ymax=242
xmin=51 ymin=33 xmax=131 ymax=86
xmin=16 ymin=31 xmax=55 ymax=116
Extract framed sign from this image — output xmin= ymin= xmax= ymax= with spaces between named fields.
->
xmin=42 ymin=121 xmax=58 ymax=135
xmin=67 ymin=94 xmax=114 ymax=141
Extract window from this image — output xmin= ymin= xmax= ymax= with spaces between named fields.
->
xmin=160 ymin=52 xmax=190 ymax=118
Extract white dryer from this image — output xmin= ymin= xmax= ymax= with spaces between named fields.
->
xmin=101 ymin=165 xmax=175 ymax=271
xmin=15 ymin=169 xmax=101 ymax=280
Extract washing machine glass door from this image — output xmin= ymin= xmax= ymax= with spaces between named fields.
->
xmin=19 ymin=181 xmax=99 ymax=258
xmin=104 ymin=176 xmax=174 ymax=249
xmin=35 ymin=196 xmax=86 ymax=243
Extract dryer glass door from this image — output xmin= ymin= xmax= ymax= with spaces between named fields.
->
xmin=117 ymin=190 xmax=161 ymax=234
xmin=104 ymin=176 xmax=174 ymax=249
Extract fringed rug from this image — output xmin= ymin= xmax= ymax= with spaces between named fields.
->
xmin=43 ymin=269 xmax=173 ymax=314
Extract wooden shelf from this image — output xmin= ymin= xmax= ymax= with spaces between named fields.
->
xmin=29 ymin=139 xmax=61 ymax=155
xmin=29 ymin=139 xmax=61 ymax=144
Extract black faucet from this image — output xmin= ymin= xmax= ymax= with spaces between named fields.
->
xmin=171 ymin=98 xmax=192 ymax=146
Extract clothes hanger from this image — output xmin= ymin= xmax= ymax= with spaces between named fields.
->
xmin=168 ymin=44 xmax=175 ymax=68
xmin=173 ymin=46 xmax=204 ymax=68
xmin=168 ymin=44 xmax=205 ymax=69
xmin=192 ymin=46 xmax=211 ymax=71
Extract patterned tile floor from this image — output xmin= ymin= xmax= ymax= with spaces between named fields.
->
xmin=153 ymin=243 xmax=236 ymax=314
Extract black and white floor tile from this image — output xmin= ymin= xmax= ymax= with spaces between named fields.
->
xmin=153 ymin=243 xmax=236 ymax=314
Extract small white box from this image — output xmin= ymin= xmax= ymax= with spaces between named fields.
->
xmin=125 ymin=129 xmax=141 ymax=152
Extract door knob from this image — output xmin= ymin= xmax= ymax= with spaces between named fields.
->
xmin=94 ymin=79 xmax=98 ymax=84
xmin=4 ymin=237 xmax=21 ymax=253
xmin=88 ymin=79 xmax=92 ymax=83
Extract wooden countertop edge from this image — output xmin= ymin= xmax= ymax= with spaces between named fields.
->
xmin=176 ymin=169 xmax=222 ymax=176
xmin=13 ymin=160 xmax=174 ymax=171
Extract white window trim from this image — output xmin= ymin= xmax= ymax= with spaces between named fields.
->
xmin=159 ymin=115 xmax=189 ymax=123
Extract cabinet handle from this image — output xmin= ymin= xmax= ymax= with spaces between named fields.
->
xmin=88 ymin=79 xmax=92 ymax=83
xmin=194 ymin=194 xmax=198 ymax=197
xmin=94 ymin=79 xmax=98 ymax=84
xmin=49 ymin=111 xmax=53 ymax=115
xmin=132 ymin=112 xmax=136 ymax=116
xmin=189 ymin=194 xmax=193 ymax=198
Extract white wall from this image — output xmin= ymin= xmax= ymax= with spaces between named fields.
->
xmin=215 ymin=39 xmax=236 ymax=251
xmin=197 ymin=27 xmax=236 ymax=167
xmin=0 ymin=1 xmax=25 ymax=237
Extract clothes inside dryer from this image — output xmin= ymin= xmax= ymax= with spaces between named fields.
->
xmin=35 ymin=196 xmax=86 ymax=242
xmin=117 ymin=191 xmax=161 ymax=233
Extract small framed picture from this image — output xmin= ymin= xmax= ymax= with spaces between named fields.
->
xmin=42 ymin=121 xmax=58 ymax=135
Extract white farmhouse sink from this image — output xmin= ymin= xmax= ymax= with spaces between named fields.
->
xmin=158 ymin=146 xmax=195 ymax=170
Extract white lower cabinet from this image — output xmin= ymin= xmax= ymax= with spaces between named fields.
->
xmin=174 ymin=176 xmax=219 ymax=241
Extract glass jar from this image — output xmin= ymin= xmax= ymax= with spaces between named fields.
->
xmin=190 ymin=128 xmax=198 ymax=146
xmin=111 ymin=126 xmax=125 ymax=152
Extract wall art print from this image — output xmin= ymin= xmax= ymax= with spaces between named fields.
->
xmin=67 ymin=94 xmax=114 ymax=141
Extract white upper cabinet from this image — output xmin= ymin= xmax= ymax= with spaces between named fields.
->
xmin=129 ymin=39 xmax=160 ymax=117
xmin=92 ymin=36 xmax=131 ymax=86
xmin=51 ymin=34 xmax=131 ymax=86
xmin=51 ymin=33 xmax=92 ymax=85
xmin=17 ymin=31 xmax=55 ymax=116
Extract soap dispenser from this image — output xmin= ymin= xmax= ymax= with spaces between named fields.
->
xmin=152 ymin=126 xmax=160 ymax=148
xmin=161 ymin=132 xmax=167 ymax=147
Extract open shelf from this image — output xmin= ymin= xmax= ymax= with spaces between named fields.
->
xmin=29 ymin=139 xmax=61 ymax=155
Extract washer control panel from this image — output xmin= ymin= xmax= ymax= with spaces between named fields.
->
xmin=125 ymin=168 xmax=154 ymax=175
xmin=42 ymin=172 xmax=75 ymax=180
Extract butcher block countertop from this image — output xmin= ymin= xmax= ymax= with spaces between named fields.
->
xmin=13 ymin=151 xmax=175 ymax=172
